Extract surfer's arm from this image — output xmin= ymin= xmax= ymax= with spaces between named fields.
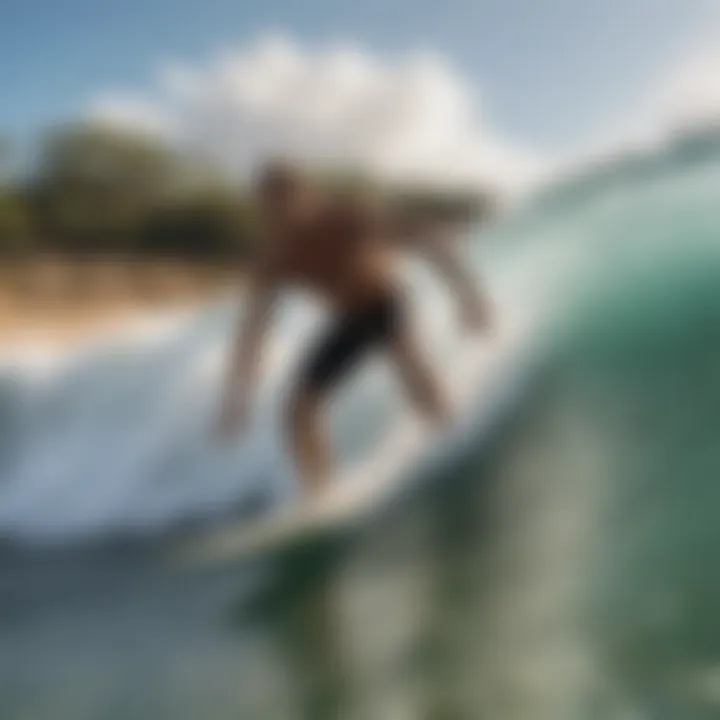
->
xmin=342 ymin=200 xmax=493 ymax=332
xmin=217 ymin=261 xmax=277 ymax=438
xmin=379 ymin=209 xmax=493 ymax=333
xmin=414 ymin=229 xmax=493 ymax=333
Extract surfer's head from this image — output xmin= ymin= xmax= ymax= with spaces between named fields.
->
xmin=254 ymin=158 xmax=315 ymax=224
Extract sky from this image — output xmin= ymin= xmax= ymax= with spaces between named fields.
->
xmin=2 ymin=0 xmax=720 ymax=187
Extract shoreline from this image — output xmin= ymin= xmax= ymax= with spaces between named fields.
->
xmin=0 ymin=257 xmax=238 ymax=353
xmin=0 ymin=302 xmax=200 ymax=357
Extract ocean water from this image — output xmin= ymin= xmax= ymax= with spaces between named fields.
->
xmin=1 ymin=140 xmax=720 ymax=719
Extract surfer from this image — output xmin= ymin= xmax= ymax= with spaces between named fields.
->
xmin=216 ymin=160 xmax=492 ymax=497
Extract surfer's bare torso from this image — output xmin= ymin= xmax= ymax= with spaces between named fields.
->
xmin=260 ymin=199 xmax=398 ymax=311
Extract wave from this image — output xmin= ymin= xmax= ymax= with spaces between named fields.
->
xmin=2 ymin=135 xmax=719 ymax=546
xmin=0 ymin=241 xmax=562 ymax=544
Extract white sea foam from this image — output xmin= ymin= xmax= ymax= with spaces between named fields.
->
xmin=0 ymin=228 xmax=576 ymax=545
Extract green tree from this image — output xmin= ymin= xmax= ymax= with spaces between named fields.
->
xmin=142 ymin=191 xmax=257 ymax=260
xmin=0 ymin=136 xmax=11 ymax=183
xmin=0 ymin=137 xmax=33 ymax=252
xmin=0 ymin=191 xmax=32 ymax=252
xmin=393 ymin=186 xmax=496 ymax=225
xmin=30 ymin=123 xmax=180 ymax=252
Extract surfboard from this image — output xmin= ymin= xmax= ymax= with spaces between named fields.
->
xmin=174 ymin=315 xmax=534 ymax=569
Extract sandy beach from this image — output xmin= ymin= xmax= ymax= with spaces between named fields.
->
xmin=0 ymin=258 xmax=236 ymax=350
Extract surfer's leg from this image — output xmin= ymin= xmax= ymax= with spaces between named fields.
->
xmin=288 ymin=390 xmax=331 ymax=497
xmin=289 ymin=308 xmax=373 ymax=496
xmin=389 ymin=318 xmax=451 ymax=427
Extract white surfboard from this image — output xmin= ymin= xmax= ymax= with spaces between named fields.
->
xmin=175 ymin=315 xmax=535 ymax=568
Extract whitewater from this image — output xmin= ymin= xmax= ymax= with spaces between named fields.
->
xmin=0 ymin=202 xmax=580 ymax=545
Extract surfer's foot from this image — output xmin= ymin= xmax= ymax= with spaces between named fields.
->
xmin=424 ymin=394 xmax=459 ymax=437
xmin=288 ymin=390 xmax=334 ymax=499
xmin=297 ymin=466 xmax=332 ymax=502
xmin=424 ymin=388 xmax=455 ymax=427
xmin=297 ymin=476 xmax=329 ymax=507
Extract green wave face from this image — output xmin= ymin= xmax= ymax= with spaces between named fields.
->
xmin=460 ymin=143 xmax=720 ymax=718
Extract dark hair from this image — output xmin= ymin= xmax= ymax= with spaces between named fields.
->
xmin=255 ymin=159 xmax=305 ymax=197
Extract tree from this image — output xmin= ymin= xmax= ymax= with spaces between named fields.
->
xmin=0 ymin=137 xmax=33 ymax=252
xmin=30 ymin=123 xmax=180 ymax=252
xmin=0 ymin=191 xmax=32 ymax=252
xmin=0 ymin=135 xmax=11 ymax=183
xmin=142 ymin=191 xmax=257 ymax=260
xmin=392 ymin=185 xmax=497 ymax=226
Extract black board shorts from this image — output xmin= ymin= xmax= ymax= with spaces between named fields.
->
xmin=299 ymin=289 xmax=405 ymax=394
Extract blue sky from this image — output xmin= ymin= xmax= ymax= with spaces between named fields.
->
xmin=1 ymin=0 xmax=716 ymax=153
